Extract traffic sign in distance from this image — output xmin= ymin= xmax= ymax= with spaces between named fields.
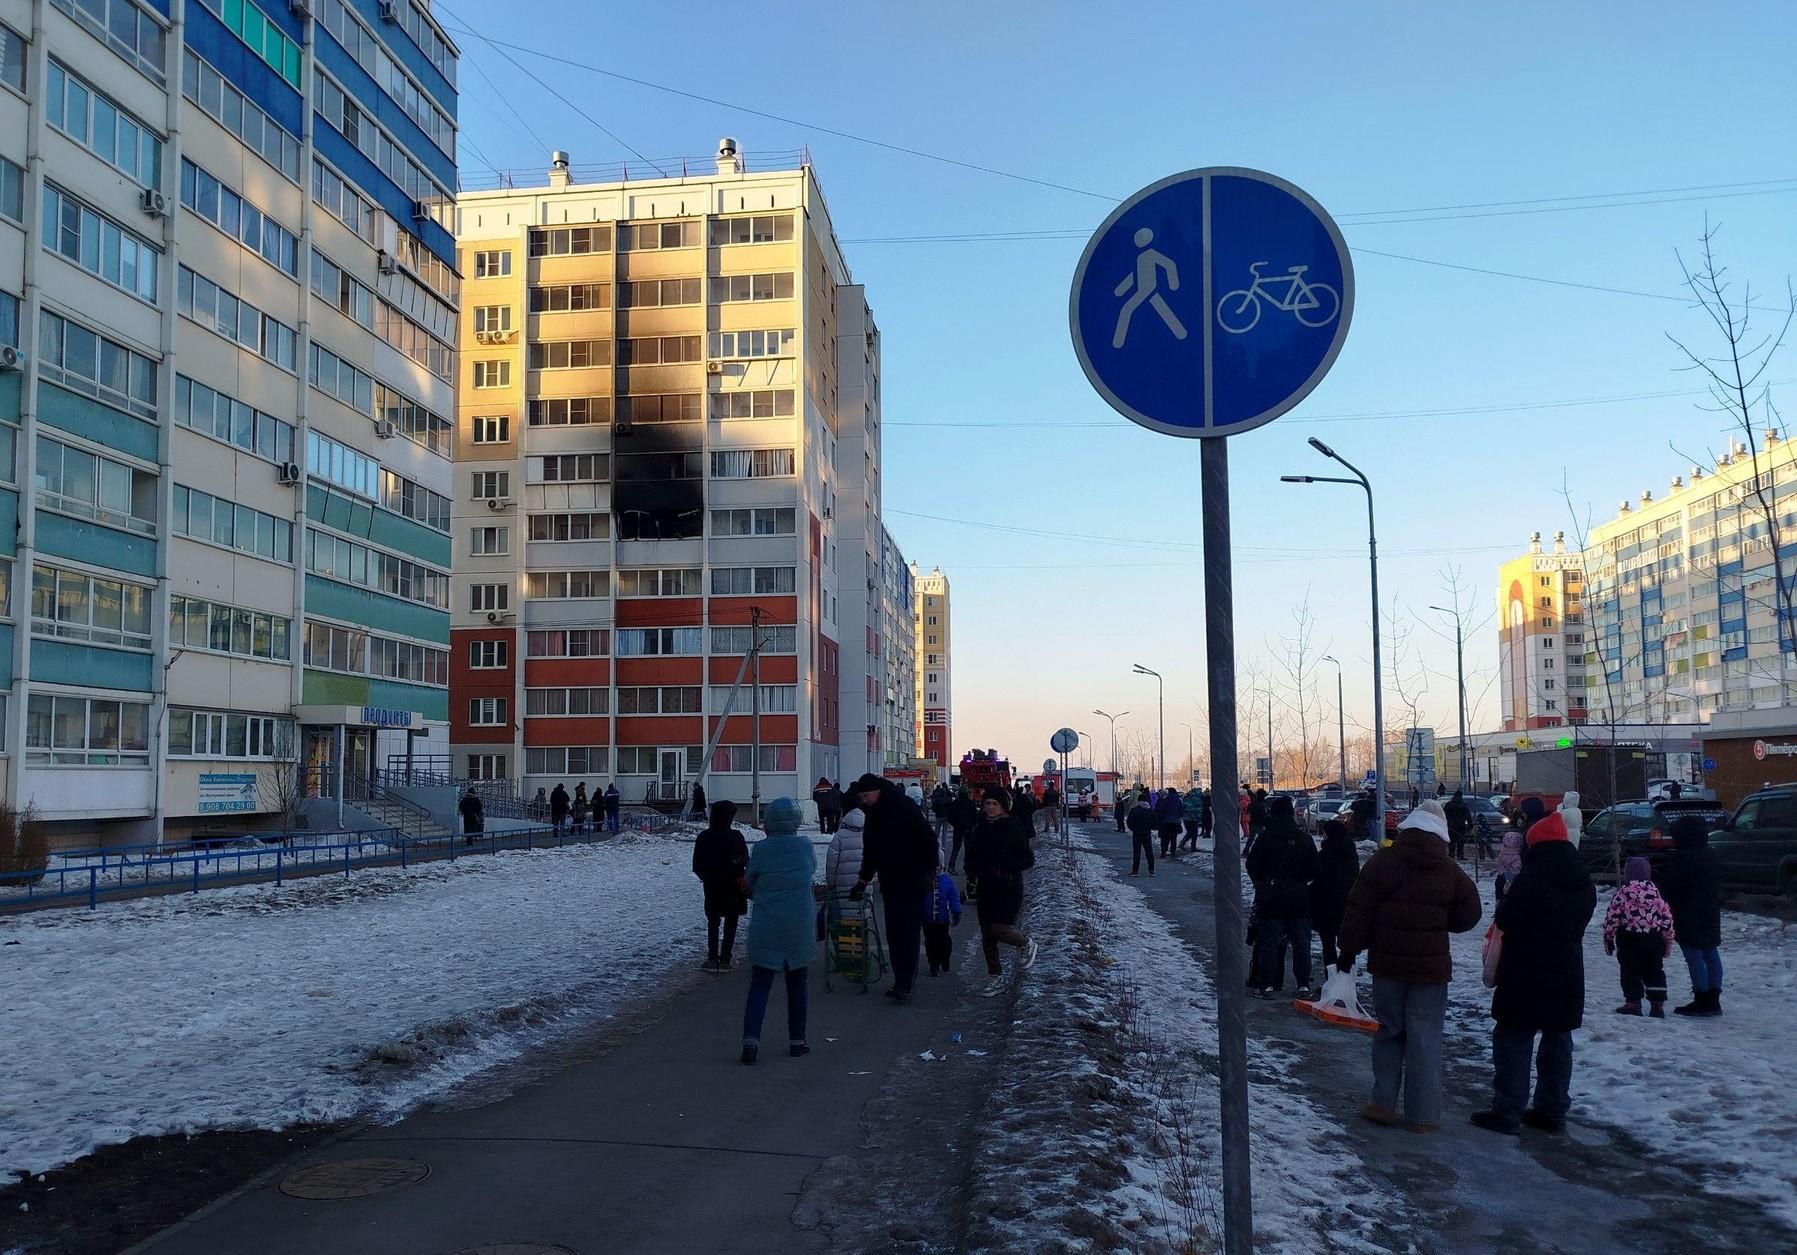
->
xmin=1070 ymin=167 xmax=1353 ymax=439
xmin=1050 ymin=728 xmax=1080 ymax=754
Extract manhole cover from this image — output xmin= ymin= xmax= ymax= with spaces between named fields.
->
xmin=278 ymin=1157 xmax=431 ymax=1200
xmin=450 ymin=1246 xmax=579 ymax=1255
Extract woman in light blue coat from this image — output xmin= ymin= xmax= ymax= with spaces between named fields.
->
xmin=741 ymin=796 xmax=817 ymax=1064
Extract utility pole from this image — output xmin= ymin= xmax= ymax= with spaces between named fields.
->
xmin=1431 ymin=603 xmax=1468 ymax=791
xmin=1325 ymin=655 xmax=1346 ymax=796
xmin=1133 ymin=665 xmax=1164 ymax=789
xmin=750 ymin=606 xmax=763 ymax=827
xmin=1266 ymin=688 xmax=1274 ymax=792
xmin=1094 ymin=708 xmax=1128 ymax=777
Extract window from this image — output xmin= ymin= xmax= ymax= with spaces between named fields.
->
xmin=303 ymin=622 xmax=448 ymax=686
xmin=714 ymin=272 xmax=795 ymax=303
xmin=37 ymin=310 xmax=158 ymax=420
xmin=181 ymin=49 xmax=298 ymax=181
xmin=616 ymin=568 xmax=701 ymax=597
xmin=473 ymin=360 xmax=511 ymax=388
xmin=615 ymin=627 xmax=703 ymax=656
xmin=1544 ymin=679 xmax=1556 ymax=690
xmin=529 ymin=225 xmax=613 ymax=257
xmin=617 ymin=335 xmax=701 ymax=366
xmin=711 ymin=566 xmax=797 ymax=595
xmin=0 ymin=290 xmax=16 ymax=348
xmin=470 ymin=526 xmax=509 ymax=556
xmin=174 ymin=486 xmax=294 ymax=562
xmin=616 ymin=686 xmax=702 ymax=714
xmin=709 ymin=685 xmax=797 ymax=714
xmin=27 ymin=693 xmax=151 ymax=764
xmin=530 ymin=282 xmax=610 ymax=312
xmin=470 ymin=583 xmax=510 ymax=612
xmin=530 ymin=453 xmax=610 ymax=483
xmin=618 ymin=278 xmax=701 ymax=308
xmin=195 ymin=0 xmax=302 ymax=88
xmin=710 ymin=625 xmax=797 ymax=654
xmin=310 ymin=251 xmax=375 ymax=327
xmin=619 ymin=393 xmax=702 ymax=424
xmin=31 ymin=564 xmax=153 ymax=648
xmin=530 ymin=339 xmax=612 ymax=369
xmin=616 ymin=746 xmax=703 ymax=775
xmin=311 ymin=68 xmax=452 ymax=228
xmin=169 ymin=595 xmax=291 ymax=661
xmin=305 ymin=431 xmax=380 ymax=499
xmin=618 ymin=220 xmax=699 ymax=251
xmin=528 ymin=512 xmax=609 ymax=541
xmin=474 ymin=306 xmax=512 ymax=334
xmin=0 ymin=21 xmax=24 ymax=94
xmin=615 ymin=452 xmax=701 ymax=481
xmin=313 ymin=159 xmax=376 ymax=243
xmin=47 ymin=62 xmax=162 ymax=188
xmin=176 ymin=266 xmax=297 ymax=370
xmin=42 ymin=184 xmax=160 ymax=302
xmin=470 ymin=471 xmax=510 ymax=501
xmin=525 ymin=688 xmax=609 ymax=716
xmin=524 ymin=570 xmax=610 ymax=599
xmin=379 ymin=469 xmax=451 ymax=533
xmin=52 ymin=0 xmax=165 ymax=85
xmin=0 ymin=157 xmax=19 ymax=224
xmin=469 ymin=697 xmax=508 ymax=726
xmin=374 ymin=382 xmax=452 ymax=456
xmin=305 ymin=528 xmax=449 ymax=608
xmin=526 ymin=629 xmax=608 ymax=658
xmin=469 ymin=640 xmax=508 ymax=669
xmin=474 ymin=251 xmax=512 ymax=278
xmin=180 ymin=160 xmax=297 ymax=275
xmin=528 ymin=397 xmax=611 ymax=426
xmin=711 ymin=507 xmax=797 ymax=536
xmin=710 ymin=329 xmax=796 ymax=359
xmin=175 ymin=376 xmax=295 ymax=465
xmin=710 ymin=449 xmax=796 ymax=479
xmin=525 ymin=747 xmax=610 ymax=776
xmin=711 ymin=214 xmax=795 ymax=245
xmin=713 ymin=389 xmax=796 ymax=419
xmin=710 ymin=745 xmax=799 ymax=773
xmin=35 ymin=437 xmax=158 ymax=535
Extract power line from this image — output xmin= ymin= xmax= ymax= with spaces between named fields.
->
xmin=456 ymin=46 xmax=551 ymax=156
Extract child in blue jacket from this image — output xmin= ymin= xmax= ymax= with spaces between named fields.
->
xmin=922 ymin=862 xmax=963 ymax=976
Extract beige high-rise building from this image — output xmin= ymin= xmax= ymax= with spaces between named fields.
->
xmin=912 ymin=564 xmax=949 ymax=768
xmin=1497 ymin=532 xmax=1587 ymax=731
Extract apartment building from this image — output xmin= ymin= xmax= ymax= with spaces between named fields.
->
xmin=449 ymin=142 xmax=890 ymax=805
xmin=877 ymin=525 xmax=914 ymax=772
xmin=912 ymin=563 xmax=950 ymax=768
xmin=0 ymin=0 xmax=458 ymax=844
xmin=1497 ymin=532 xmax=1586 ymax=731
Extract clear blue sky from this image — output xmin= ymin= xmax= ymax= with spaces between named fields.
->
xmin=443 ymin=0 xmax=1797 ymax=770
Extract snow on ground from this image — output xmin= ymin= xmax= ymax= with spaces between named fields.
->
xmin=0 ymin=833 xmax=713 ymax=1180
xmin=1445 ymin=885 xmax=1797 ymax=1227
xmin=966 ymin=833 xmax=1411 ymax=1254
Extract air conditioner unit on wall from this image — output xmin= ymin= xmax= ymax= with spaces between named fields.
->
xmin=485 ymin=497 xmax=513 ymax=511
xmin=705 ymin=360 xmax=724 ymax=375
xmin=139 ymin=188 xmax=168 ymax=218
xmin=374 ymin=419 xmax=396 ymax=439
xmin=378 ymin=0 xmax=399 ymax=21
xmin=288 ymin=0 xmax=312 ymax=17
xmin=377 ymin=250 xmax=398 ymax=275
xmin=485 ymin=610 xmax=515 ymax=625
xmin=0 ymin=345 xmax=20 ymax=372
xmin=277 ymin=461 xmax=302 ymax=484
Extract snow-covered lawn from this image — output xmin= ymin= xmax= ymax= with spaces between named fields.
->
xmin=0 ymin=834 xmax=709 ymax=1180
xmin=1445 ymin=885 xmax=1797 ymax=1227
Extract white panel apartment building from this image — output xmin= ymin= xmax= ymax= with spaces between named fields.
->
xmin=450 ymin=143 xmax=893 ymax=805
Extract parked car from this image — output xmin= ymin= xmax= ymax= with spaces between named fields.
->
xmin=1303 ymin=797 xmax=1348 ymax=834
xmin=1579 ymin=798 xmax=1732 ymax=878
xmin=1709 ymin=789 xmax=1797 ymax=895
xmin=1465 ymin=796 xmax=1511 ymax=829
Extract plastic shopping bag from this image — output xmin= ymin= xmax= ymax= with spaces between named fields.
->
xmin=1294 ymin=965 xmax=1379 ymax=1034
xmin=1481 ymin=923 xmax=1503 ymax=989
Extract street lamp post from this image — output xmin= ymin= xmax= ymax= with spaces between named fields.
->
xmin=1076 ymin=731 xmax=1094 ymax=769
xmin=1283 ymin=437 xmax=1384 ymax=839
xmin=1323 ymin=654 xmax=1346 ymax=796
xmin=1430 ymin=603 xmax=1468 ymax=793
xmin=1093 ymin=709 xmax=1128 ymax=777
xmin=1179 ymin=721 xmax=1196 ymax=786
xmin=1133 ymin=665 xmax=1164 ymax=789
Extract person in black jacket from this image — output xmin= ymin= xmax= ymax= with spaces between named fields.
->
xmin=692 ymin=800 xmax=750 ymax=971
xmin=1472 ymin=810 xmax=1597 ymax=1135
xmin=689 ymin=781 xmax=708 ymax=820
xmin=1444 ymin=790 xmax=1471 ymax=860
xmin=1249 ymin=788 xmax=1270 ymax=842
xmin=812 ymin=777 xmax=843 ymax=835
xmin=1245 ymin=795 xmax=1320 ymax=997
xmin=1125 ymin=793 xmax=1157 ymax=875
xmin=1012 ymin=784 xmax=1038 ymax=836
xmin=1310 ymin=818 xmax=1359 ymax=971
xmin=964 ymin=786 xmax=1039 ymax=994
xmin=1659 ymin=814 xmax=1724 ymax=1016
xmin=945 ymin=787 xmax=978 ymax=873
xmin=550 ymin=783 xmax=570 ymax=831
xmin=458 ymin=788 xmax=484 ymax=846
xmin=850 ymin=773 xmax=940 ymax=1003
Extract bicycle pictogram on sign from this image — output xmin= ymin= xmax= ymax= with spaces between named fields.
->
xmin=1216 ymin=262 xmax=1341 ymax=334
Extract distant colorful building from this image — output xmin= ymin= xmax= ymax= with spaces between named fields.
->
xmin=912 ymin=564 xmax=950 ymax=769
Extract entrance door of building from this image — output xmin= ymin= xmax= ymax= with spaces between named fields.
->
xmin=658 ymin=748 xmax=686 ymax=806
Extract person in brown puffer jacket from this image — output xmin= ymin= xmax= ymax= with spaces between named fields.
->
xmin=1336 ymin=800 xmax=1482 ymax=1133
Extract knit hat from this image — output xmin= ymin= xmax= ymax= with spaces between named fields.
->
xmin=852 ymin=773 xmax=886 ymax=795
xmin=1398 ymin=799 xmax=1449 ymax=842
xmin=1269 ymin=794 xmax=1294 ymax=820
xmin=1525 ymin=811 xmax=1568 ymax=847
xmin=709 ymin=799 xmax=738 ymax=827
xmin=764 ymin=796 xmax=801 ymax=835
xmin=1623 ymin=856 xmax=1653 ymax=883
xmin=984 ymin=786 xmax=1013 ymax=812
xmin=839 ymin=808 xmax=866 ymax=832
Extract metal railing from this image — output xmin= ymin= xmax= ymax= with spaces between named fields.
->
xmin=344 ymin=769 xmax=447 ymax=839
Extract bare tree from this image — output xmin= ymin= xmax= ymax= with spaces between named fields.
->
xmin=1422 ymin=565 xmax=1495 ymax=790
xmin=1272 ymin=594 xmax=1329 ymax=789
xmin=258 ymin=731 xmax=309 ymax=834
xmin=1383 ymin=596 xmax=1431 ymax=790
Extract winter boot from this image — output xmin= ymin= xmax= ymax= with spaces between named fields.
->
xmin=1704 ymin=990 xmax=1723 ymax=1017
xmin=1613 ymin=1000 xmax=1642 ymax=1016
xmin=1674 ymin=994 xmax=1708 ymax=1016
xmin=1648 ymin=1000 xmax=1666 ymax=1018
xmin=1360 ymin=1103 xmax=1402 ymax=1127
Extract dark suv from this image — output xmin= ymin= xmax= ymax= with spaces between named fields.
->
xmin=1709 ymin=789 xmax=1797 ymax=895
xmin=1578 ymin=799 xmax=1731 ymax=878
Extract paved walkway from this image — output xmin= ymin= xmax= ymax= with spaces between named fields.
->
xmin=128 ymin=911 xmax=980 ymax=1255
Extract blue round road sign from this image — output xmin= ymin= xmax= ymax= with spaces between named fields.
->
xmin=1070 ymin=167 xmax=1354 ymax=438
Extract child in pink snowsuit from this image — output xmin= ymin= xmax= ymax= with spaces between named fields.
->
xmin=1494 ymin=831 xmax=1523 ymax=902
xmin=1602 ymin=856 xmax=1676 ymax=1017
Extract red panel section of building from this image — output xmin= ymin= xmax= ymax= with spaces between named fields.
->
xmin=523 ymin=658 xmax=611 ymax=687
xmin=614 ymin=715 xmax=705 ymax=743
xmin=708 ymin=596 xmax=798 ymax=626
xmin=450 ymin=627 xmax=516 ymax=742
xmin=814 ymin=635 xmax=839 ymax=747
xmin=523 ymin=718 xmax=612 ymax=747
xmin=614 ymin=658 xmax=704 ymax=686
xmin=706 ymin=654 xmax=798 ymax=684
xmin=713 ymin=715 xmax=799 ymax=744
xmin=616 ymin=597 xmax=704 ymax=627
xmin=924 ymin=720 xmax=949 ymax=768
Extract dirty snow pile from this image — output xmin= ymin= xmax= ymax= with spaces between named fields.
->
xmin=0 ymin=834 xmax=706 ymax=1179
xmin=964 ymin=835 xmax=1408 ymax=1254
xmin=1446 ymin=887 xmax=1797 ymax=1227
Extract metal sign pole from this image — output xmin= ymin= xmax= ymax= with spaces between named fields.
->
xmin=1202 ymin=436 xmax=1252 ymax=1254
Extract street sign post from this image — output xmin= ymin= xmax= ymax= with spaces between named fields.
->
xmin=1051 ymin=728 xmax=1079 ymax=840
xmin=1070 ymin=166 xmax=1353 ymax=1255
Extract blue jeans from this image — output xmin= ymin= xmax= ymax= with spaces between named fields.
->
xmin=1370 ymin=978 xmax=1448 ymax=1125
xmin=1680 ymin=944 xmax=1723 ymax=993
xmin=1255 ymin=914 xmax=1312 ymax=990
xmin=1491 ymin=1026 xmax=1573 ymax=1125
xmin=742 ymin=964 xmax=808 ymax=1047
xmin=606 ymin=812 xmax=620 ymax=833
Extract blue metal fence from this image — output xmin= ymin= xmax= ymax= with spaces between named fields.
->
xmin=0 ymin=810 xmax=692 ymax=914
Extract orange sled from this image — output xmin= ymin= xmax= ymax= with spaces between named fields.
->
xmin=1292 ymin=967 xmax=1380 ymax=1033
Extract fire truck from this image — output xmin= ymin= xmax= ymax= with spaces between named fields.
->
xmin=956 ymin=748 xmax=1013 ymax=800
